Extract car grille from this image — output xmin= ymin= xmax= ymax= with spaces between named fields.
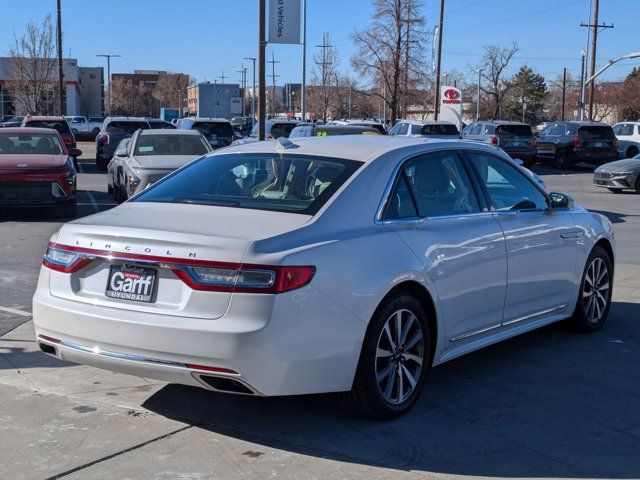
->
xmin=0 ymin=181 xmax=53 ymax=204
xmin=594 ymin=172 xmax=611 ymax=180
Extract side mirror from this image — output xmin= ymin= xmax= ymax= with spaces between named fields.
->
xmin=549 ymin=192 xmax=574 ymax=210
xmin=68 ymin=148 xmax=82 ymax=157
xmin=115 ymin=148 xmax=127 ymax=157
xmin=513 ymin=158 xmax=524 ymax=166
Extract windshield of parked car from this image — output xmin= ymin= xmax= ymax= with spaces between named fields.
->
xmin=134 ymin=134 xmax=211 ymax=156
xmin=106 ymin=121 xmax=148 ymax=134
xmin=496 ymin=124 xmax=533 ymax=136
xmin=24 ymin=120 xmax=71 ymax=135
xmin=133 ymin=153 xmax=362 ymax=214
xmin=0 ymin=133 xmax=64 ymax=155
xmin=421 ymin=124 xmax=460 ymax=136
xmin=578 ymin=126 xmax=615 ymax=139
xmin=192 ymin=122 xmax=233 ymax=138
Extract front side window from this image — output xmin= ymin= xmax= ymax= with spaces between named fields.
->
xmin=384 ymin=151 xmax=480 ymax=219
xmin=0 ymin=133 xmax=64 ymax=155
xmin=133 ymin=153 xmax=362 ymax=215
xmin=134 ymin=134 xmax=211 ymax=156
xmin=468 ymin=152 xmax=547 ymax=211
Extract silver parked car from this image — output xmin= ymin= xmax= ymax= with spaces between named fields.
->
xmin=593 ymin=153 xmax=640 ymax=193
xmin=108 ymin=129 xmax=211 ymax=202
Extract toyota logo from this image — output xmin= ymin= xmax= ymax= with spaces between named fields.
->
xmin=443 ymin=89 xmax=460 ymax=100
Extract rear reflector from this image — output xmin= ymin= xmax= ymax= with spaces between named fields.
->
xmin=38 ymin=334 xmax=61 ymax=344
xmin=186 ymin=364 xmax=239 ymax=375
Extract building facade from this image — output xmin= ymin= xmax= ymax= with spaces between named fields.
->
xmin=78 ymin=66 xmax=104 ymax=117
xmin=187 ymin=83 xmax=242 ymax=119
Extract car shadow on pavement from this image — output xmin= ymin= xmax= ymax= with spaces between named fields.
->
xmin=532 ymin=163 xmax=597 ymax=176
xmin=589 ymin=209 xmax=640 ymax=224
xmin=143 ymin=300 xmax=640 ymax=478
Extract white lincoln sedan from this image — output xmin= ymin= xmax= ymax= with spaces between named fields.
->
xmin=33 ymin=136 xmax=615 ymax=418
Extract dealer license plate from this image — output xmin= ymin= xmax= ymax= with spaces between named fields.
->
xmin=105 ymin=264 xmax=157 ymax=303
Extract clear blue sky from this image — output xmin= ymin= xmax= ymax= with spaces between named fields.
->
xmin=2 ymin=0 xmax=638 ymax=85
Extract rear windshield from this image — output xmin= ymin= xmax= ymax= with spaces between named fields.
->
xmin=578 ymin=126 xmax=614 ymax=139
xmin=106 ymin=121 xmax=148 ymax=134
xmin=421 ymin=124 xmax=460 ymax=136
xmin=192 ymin=122 xmax=233 ymax=137
xmin=24 ymin=120 xmax=71 ymax=135
xmin=0 ymin=133 xmax=64 ymax=155
xmin=270 ymin=123 xmax=297 ymax=138
xmin=148 ymin=121 xmax=175 ymax=130
xmin=496 ymin=124 xmax=533 ymax=136
xmin=134 ymin=134 xmax=211 ymax=156
xmin=133 ymin=153 xmax=362 ymax=215
xmin=351 ymin=123 xmax=386 ymax=135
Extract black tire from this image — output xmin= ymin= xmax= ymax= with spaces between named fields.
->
xmin=627 ymin=146 xmax=639 ymax=158
xmin=553 ymin=149 xmax=568 ymax=169
xmin=91 ymin=128 xmax=100 ymax=138
xmin=340 ymin=291 xmax=431 ymax=419
xmin=569 ymin=245 xmax=613 ymax=333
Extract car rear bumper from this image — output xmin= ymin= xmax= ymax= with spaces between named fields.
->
xmin=576 ymin=149 xmax=619 ymax=162
xmin=32 ymin=269 xmax=365 ymax=396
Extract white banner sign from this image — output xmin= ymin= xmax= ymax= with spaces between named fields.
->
xmin=268 ymin=0 xmax=301 ymax=44
xmin=439 ymin=86 xmax=463 ymax=130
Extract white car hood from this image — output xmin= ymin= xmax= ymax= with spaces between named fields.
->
xmin=130 ymin=154 xmax=202 ymax=170
xmin=56 ymin=202 xmax=312 ymax=263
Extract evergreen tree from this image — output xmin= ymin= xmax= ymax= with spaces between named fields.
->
xmin=503 ymin=65 xmax=547 ymax=123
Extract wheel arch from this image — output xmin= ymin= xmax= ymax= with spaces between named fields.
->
xmin=374 ymin=281 xmax=439 ymax=366
xmin=594 ymin=237 xmax=615 ymax=272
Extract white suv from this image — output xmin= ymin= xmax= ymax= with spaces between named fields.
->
xmin=613 ymin=122 xmax=640 ymax=159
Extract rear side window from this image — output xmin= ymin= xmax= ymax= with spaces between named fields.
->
xmin=385 ymin=151 xmax=480 ymax=219
xmin=483 ymin=124 xmax=496 ymax=134
xmin=496 ymin=125 xmax=532 ymax=136
xmin=106 ymin=121 xmax=148 ymax=134
xmin=270 ymin=123 xmax=296 ymax=138
xmin=421 ymin=124 xmax=460 ymax=136
xmin=25 ymin=120 xmax=71 ymax=135
xmin=579 ymin=126 xmax=614 ymax=139
xmin=193 ymin=122 xmax=233 ymax=137
xmin=133 ymin=153 xmax=362 ymax=215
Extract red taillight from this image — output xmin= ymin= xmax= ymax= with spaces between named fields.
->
xmin=490 ymin=135 xmax=499 ymax=145
xmin=42 ymin=244 xmax=92 ymax=273
xmin=186 ymin=364 xmax=239 ymax=375
xmin=573 ymin=136 xmax=581 ymax=149
xmin=100 ymin=133 xmax=109 ymax=144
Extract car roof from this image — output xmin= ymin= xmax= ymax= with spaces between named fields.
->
xmin=138 ymin=129 xmax=202 ymax=136
xmin=556 ymin=120 xmax=610 ymax=126
xmin=184 ymin=117 xmax=230 ymax=123
xmin=217 ymin=135 xmax=484 ymax=163
xmin=397 ymin=119 xmax=455 ymax=125
xmin=0 ymin=127 xmax=59 ymax=135
xmin=23 ymin=116 xmax=66 ymax=122
xmin=104 ymin=116 xmax=149 ymax=122
xmin=477 ymin=120 xmax=529 ymax=126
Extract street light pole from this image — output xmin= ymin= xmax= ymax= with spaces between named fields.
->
xmin=301 ymin=0 xmax=307 ymax=121
xmin=56 ymin=0 xmax=65 ymax=115
xmin=244 ymin=57 xmax=257 ymax=125
xmin=258 ymin=0 xmax=266 ymax=140
xmin=96 ymin=54 xmax=121 ymax=117
xmin=433 ymin=0 xmax=445 ymax=120
xmin=579 ymin=50 xmax=587 ymax=120
xmin=474 ymin=68 xmax=482 ymax=120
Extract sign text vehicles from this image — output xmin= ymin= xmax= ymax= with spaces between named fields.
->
xmin=268 ymin=0 xmax=301 ymax=45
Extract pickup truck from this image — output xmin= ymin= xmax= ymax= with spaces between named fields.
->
xmin=66 ymin=116 xmax=104 ymax=140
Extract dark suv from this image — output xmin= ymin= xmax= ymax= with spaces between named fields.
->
xmin=536 ymin=121 xmax=618 ymax=168
xmin=461 ymin=120 xmax=537 ymax=166
xmin=95 ymin=117 xmax=175 ymax=169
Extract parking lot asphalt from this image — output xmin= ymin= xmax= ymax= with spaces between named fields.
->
xmin=1 ymin=144 xmax=639 ymax=479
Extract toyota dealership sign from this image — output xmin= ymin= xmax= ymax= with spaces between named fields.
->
xmin=439 ymin=86 xmax=463 ymax=129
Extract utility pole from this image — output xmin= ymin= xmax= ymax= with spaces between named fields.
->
xmin=238 ymin=64 xmax=247 ymax=116
xmin=521 ymin=84 xmax=525 ymax=123
xmin=580 ymin=0 xmax=613 ymax=120
xmin=267 ymin=52 xmax=280 ymax=116
xmin=301 ymin=0 xmax=307 ymax=121
xmin=433 ymin=0 xmax=445 ymax=120
xmin=561 ymin=67 xmax=567 ymax=121
xmin=244 ymin=57 xmax=257 ymax=125
xmin=218 ymin=69 xmax=227 ymax=84
xmin=579 ymin=50 xmax=587 ymax=120
xmin=315 ymin=32 xmax=333 ymax=122
xmin=474 ymin=68 xmax=482 ymax=120
xmin=56 ymin=0 xmax=65 ymax=115
xmin=258 ymin=0 xmax=266 ymax=139
xmin=348 ymin=85 xmax=352 ymax=118
xmin=96 ymin=54 xmax=121 ymax=117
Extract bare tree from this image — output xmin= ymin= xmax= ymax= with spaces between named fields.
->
xmin=6 ymin=15 xmax=58 ymax=115
xmin=108 ymin=77 xmax=158 ymax=117
xmin=477 ymin=43 xmax=519 ymax=119
xmin=155 ymin=73 xmax=192 ymax=112
xmin=351 ymin=0 xmax=428 ymax=124
xmin=308 ymin=33 xmax=341 ymax=122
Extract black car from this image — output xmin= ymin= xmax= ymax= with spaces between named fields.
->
xmin=95 ymin=117 xmax=175 ymax=170
xmin=461 ymin=120 xmax=537 ymax=167
xmin=536 ymin=121 xmax=618 ymax=168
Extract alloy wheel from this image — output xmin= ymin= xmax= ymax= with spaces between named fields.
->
xmin=375 ymin=309 xmax=424 ymax=405
xmin=582 ymin=257 xmax=610 ymax=324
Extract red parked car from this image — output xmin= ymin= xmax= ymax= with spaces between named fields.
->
xmin=22 ymin=116 xmax=78 ymax=166
xmin=0 ymin=127 xmax=80 ymax=217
